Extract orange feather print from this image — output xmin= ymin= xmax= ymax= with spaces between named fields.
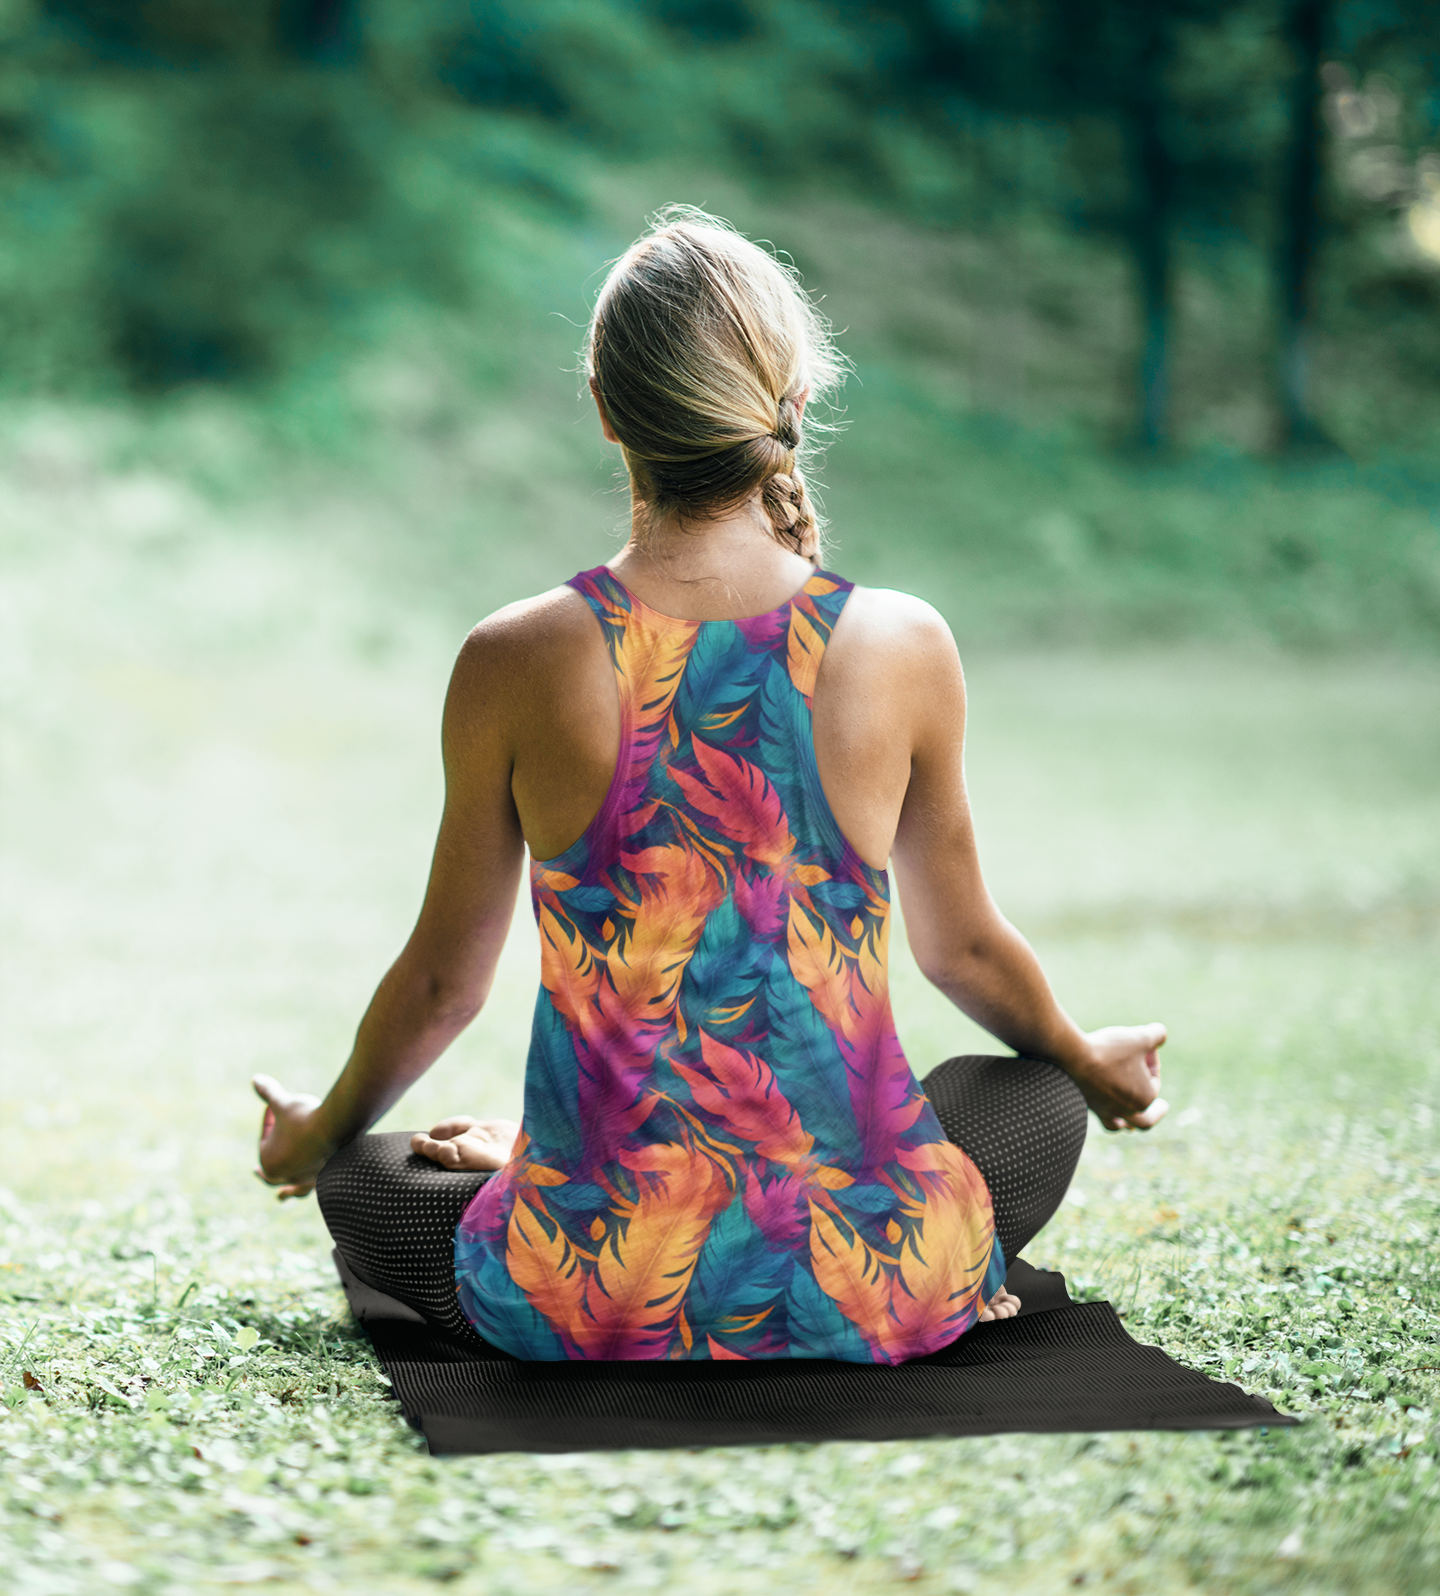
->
xmin=516 ymin=1161 xmax=569 ymax=1187
xmin=610 ymin=610 xmax=697 ymax=793
xmin=884 ymin=1143 xmax=994 ymax=1350
xmin=895 ymin=1139 xmax=993 ymax=1213
xmin=611 ymin=839 xmax=726 ymax=1021
xmin=506 ymin=1188 xmax=590 ymax=1352
xmin=542 ymin=832 xmax=728 ymax=1149
xmin=809 ymin=1145 xmax=993 ymax=1362
xmin=808 ymin=1200 xmax=894 ymax=1354
xmin=786 ymin=897 xmax=854 ymax=1036
xmin=575 ymin=1143 xmax=733 ymax=1358
xmin=788 ymin=898 xmax=924 ymax=1165
xmin=541 ymin=886 xmax=675 ymax=1145
xmin=786 ymin=602 xmax=826 ymax=704
xmin=537 ymin=902 xmax=601 ymax=1033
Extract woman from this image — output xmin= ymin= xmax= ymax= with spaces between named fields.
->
xmin=255 ymin=209 xmax=1167 ymax=1364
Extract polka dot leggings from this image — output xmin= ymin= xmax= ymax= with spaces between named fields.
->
xmin=316 ymin=1054 xmax=1088 ymax=1345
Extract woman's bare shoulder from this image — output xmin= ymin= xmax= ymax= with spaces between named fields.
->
xmin=442 ymin=583 xmax=603 ymax=736
xmin=834 ymin=584 xmax=961 ymax=669
xmin=453 ymin=583 xmax=596 ymax=672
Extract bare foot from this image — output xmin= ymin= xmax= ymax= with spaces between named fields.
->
xmin=979 ymin=1286 xmax=1022 ymax=1322
xmin=410 ymin=1117 xmax=519 ymax=1171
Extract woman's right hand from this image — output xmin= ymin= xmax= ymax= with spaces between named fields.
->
xmin=1068 ymin=1024 xmax=1168 ymax=1131
xmin=253 ymin=1074 xmax=336 ymax=1199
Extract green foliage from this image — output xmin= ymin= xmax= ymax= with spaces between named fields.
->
xmin=3 ymin=0 xmax=1440 ymax=509
xmin=0 ymin=4 xmax=595 ymax=393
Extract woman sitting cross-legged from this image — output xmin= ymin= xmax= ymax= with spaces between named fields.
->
xmin=254 ymin=208 xmax=1167 ymax=1363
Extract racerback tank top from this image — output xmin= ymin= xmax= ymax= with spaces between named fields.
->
xmin=455 ymin=566 xmax=1005 ymax=1362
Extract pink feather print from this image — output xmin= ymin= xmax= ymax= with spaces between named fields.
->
xmin=742 ymin=1165 xmax=808 ymax=1249
xmin=734 ymin=607 xmax=789 ymax=652
xmin=733 ymin=868 xmax=786 ymax=940
xmin=671 ymin=1031 xmax=815 ymax=1165
xmin=669 ymin=739 xmax=797 ymax=874
xmin=843 ymin=918 xmax=925 ymax=1164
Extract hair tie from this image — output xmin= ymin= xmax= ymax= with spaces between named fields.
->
xmin=769 ymin=395 xmax=801 ymax=451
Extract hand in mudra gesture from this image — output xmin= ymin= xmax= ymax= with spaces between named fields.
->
xmin=411 ymin=1117 xmax=519 ymax=1171
xmin=1071 ymin=1023 xmax=1168 ymax=1131
xmin=253 ymin=1073 xmax=333 ymax=1200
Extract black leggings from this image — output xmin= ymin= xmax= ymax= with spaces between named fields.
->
xmin=317 ymin=1054 xmax=1087 ymax=1347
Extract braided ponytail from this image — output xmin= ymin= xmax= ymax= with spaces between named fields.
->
xmin=756 ymin=391 xmax=820 ymax=557
xmin=759 ymin=469 xmax=819 ymax=560
xmin=586 ymin=207 xmax=844 ymax=562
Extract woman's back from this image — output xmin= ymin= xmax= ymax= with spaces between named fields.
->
xmin=452 ymin=558 xmax=1004 ymax=1362
xmin=474 ymin=554 xmax=954 ymax=873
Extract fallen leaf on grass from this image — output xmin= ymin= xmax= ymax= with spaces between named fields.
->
xmin=23 ymin=1370 xmax=44 ymax=1391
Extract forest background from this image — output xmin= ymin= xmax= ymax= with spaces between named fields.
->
xmin=2 ymin=4 xmax=1439 ymax=1596
xmin=4 ymin=0 xmax=1440 ymax=642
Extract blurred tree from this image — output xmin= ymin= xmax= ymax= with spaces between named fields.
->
xmin=276 ymin=0 xmax=359 ymax=64
xmin=1277 ymin=0 xmax=1334 ymax=451
xmin=36 ymin=1 xmax=273 ymax=62
xmin=1117 ymin=0 xmax=1178 ymax=451
xmin=1 ymin=0 xmax=1436 ymax=457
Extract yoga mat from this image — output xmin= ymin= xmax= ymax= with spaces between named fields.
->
xmin=334 ymin=1251 xmax=1296 ymax=1455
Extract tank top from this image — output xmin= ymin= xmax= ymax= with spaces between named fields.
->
xmin=455 ymin=566 xmax=1005 ymax=1362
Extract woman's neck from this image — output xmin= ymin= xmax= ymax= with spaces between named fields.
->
xmin=608 ymin=493 xmax=817 ymax=622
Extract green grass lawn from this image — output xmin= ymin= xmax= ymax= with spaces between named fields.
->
xmin=1 ymin=428 xmax=1438 ymax=1594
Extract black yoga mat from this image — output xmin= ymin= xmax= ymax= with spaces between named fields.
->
xmin=334 ymin=1251 xmax=1295 ymax=1455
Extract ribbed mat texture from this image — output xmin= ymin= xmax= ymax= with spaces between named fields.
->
xmin=334 ymin=1251 xmax=1295 ymax=1454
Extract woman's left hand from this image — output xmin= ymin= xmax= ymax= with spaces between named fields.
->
xmin=253 ymin=1074 xmax=336 ymax=1200
xmin=411 ymin=1117 xmax=519 ymax=1171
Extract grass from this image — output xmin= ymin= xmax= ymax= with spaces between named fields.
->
xmin=1 ymin=421 xmax=1439 ymax=1594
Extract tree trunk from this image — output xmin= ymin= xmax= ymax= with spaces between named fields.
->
xmin=1120 ymin=3 xmax=1174 ymax=451
xmin=1277 ymin=0 xmax=1333 ymax=451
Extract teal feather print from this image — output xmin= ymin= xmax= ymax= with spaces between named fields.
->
xmin=784 ymin=1263 xmax=876 ymax=1363
xmin=686 ymin=1197 xmax=792 ymax=1351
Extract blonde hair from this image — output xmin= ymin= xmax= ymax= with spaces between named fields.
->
xmin=586 ymin=207 xmax=844 ymax=561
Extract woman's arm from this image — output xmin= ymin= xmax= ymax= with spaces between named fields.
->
xmin=888 ymin=611 xmax=1167 ymax=1130
xmin=254 ymin=624 xmax=528 ymax=1197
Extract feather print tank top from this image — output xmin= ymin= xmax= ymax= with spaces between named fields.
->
xmin=455 ymin=566 xmax=1006 ymax=1363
